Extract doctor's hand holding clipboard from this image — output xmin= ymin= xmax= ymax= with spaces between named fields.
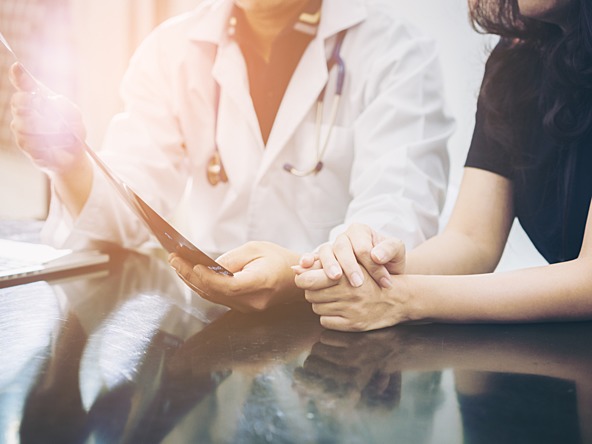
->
xmin=169 ymin=242 xmax=303 ymax=312
xmin=7 ymin=40 xmax=305 ymax=312
xmin=8 ymin=59 xmax=233 ymax=279
xmin=6 ymin=29 xmax=307 ymax=312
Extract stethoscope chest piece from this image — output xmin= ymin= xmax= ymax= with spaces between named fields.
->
xmin=207 ymin=150 xmax=228 ymax=186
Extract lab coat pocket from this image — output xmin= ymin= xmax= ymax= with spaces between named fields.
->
xmin=292 ymin=122 xmax=354 ymax=230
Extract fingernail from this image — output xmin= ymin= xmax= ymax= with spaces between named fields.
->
xmin=15 ymin=63 xmax=33 ymax=84
xmin=169 ymin=258 xmax=179 ymax=269
xmin=351 ymin=272 xmax=363 ymax=287
xmin=379 ymin=276 xmax=392 ymax=289
xmin=372 ymin=247 xmax=386 ymax=263
xmin=14 ymin=63 xmax=25 ymax=77
xmin=299 ymin=253 xmax=314 ymax=266
xmin=329 ymin=265 xmax=341 ymax=279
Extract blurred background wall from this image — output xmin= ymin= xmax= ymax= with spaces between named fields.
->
xmin=0 ymin=0 xmax=545 ymax=268
xmin=0 ymin=0 xmax=196 ymax=219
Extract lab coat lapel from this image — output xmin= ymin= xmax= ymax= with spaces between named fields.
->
xmin=256 ymin=0 xmax=366 ymax=181
xmin=212 ymin=42 xmax=264 ymax=150
xmin=189 ymin=0 xmax=264 ymax=189
xmin=212 ymin=42 xmax=265 ymax=189
xmin=258 ymin=38 xmax=328 ymax=179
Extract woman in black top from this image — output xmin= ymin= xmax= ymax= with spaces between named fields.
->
xmin=293 ymin=0 xmax=592 ymax=331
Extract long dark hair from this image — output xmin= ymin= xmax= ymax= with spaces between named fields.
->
xmin=469 ymin=0 xmax=592 ymax=159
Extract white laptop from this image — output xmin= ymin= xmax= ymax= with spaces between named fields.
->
xmin=0 ymin=238 xmax=109 ymax=286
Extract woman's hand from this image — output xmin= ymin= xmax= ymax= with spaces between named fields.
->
xmin=9 ymin=62 xmax=87 ymax=174
xmin=169 ymin=241 xmax=303 ymax=312
xmin=295 ymin=265 xmax=414 ymax=332
xmin=298 ymin=223 xmax=407 ymax=290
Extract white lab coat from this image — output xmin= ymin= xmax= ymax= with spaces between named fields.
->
xmin=44 ymin=0 xmax=454 ymax=258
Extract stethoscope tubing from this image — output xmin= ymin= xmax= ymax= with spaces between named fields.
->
xmin=209 ymin=29 xmax=348 ymax=184
xmin=283 ymin=29 xmax=347 ymax=177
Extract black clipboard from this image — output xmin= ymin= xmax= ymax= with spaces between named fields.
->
xmin=87 ymin=149 xmax=233 ymax=276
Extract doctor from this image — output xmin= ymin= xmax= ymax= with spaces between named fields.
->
xmin=10 ymin=0 xmax=453 ymax=311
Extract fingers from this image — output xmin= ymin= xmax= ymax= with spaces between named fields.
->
xmin=318 ymin=316 xmax=356 ymax=332
xmin=302 ymin=225 xmax=401 ymax=289
xmin=370 ymin=238 xmax=406 ymax=275
xmin=297 ymin=224 xmax=405 ymax=290
xmin=292 ymin=258 xmax=321 ymax=276
xmin=318 ymin=235 xmax=354 ymax=280
xmin=330 ymin=232 xmax=366 ymax=287
xmin=10 ymin=118 xmax=83 ymax=172
xmin=10 ymin=80 xmax=86 ymax=172
xmin=295 ymin=269 xmax=340 ymax=291
xmin=333 ymin=224 xmax=407 ymax=287
xmin=9 ymin=63 xmax=40 ymax=92
xmin=169 ymin=253 xmax=233 ymax=306
xmin=327 ymin=224 xmax=389 ymax=288
xmin=301 ymin=242 xmax=345 ymax=281
xmin=309 ymin=300 xmax=348 ymax=316
xmin=215 ymin=247 xmax=253 ymax=274
xmin=169 ymin=254 xmax=213 ymax=295
xmin=304 ymin=284 xmax=354 ymax=330
xmin=308 ymin=299 xmax=361 ymax=331
xmin=12 ymin=90 xmax=82 ymax=126
xmin=11 ymin=104 xmax=69 ymax=137
xmin=347 ymin=225 xmax=392 ymax=286
xmin=298 ymin=251 xmax=317 ymax=269
xmin=176 ymin=269 xmax=211 ymax=297
xmin=169 ymin=251 xmax=276 ymax=313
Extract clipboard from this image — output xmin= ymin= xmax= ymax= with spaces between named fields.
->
xmin=1 ymin=31 xmax=232 ymax=276
xmin=86 ymin=148 xmax=233 ymax=276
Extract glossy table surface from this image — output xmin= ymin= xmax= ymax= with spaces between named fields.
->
xmin=1 ymin=246 xmax=591 ymax=444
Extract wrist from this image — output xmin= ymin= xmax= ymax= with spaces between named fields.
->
xmin=50 ymin=154 xmax=94 ymax=218
xmin=390 ymin=274 xmax=428 ymax=324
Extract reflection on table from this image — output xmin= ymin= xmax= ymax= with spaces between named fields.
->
xmin=1 ymin=249 xmax=591 ymax=443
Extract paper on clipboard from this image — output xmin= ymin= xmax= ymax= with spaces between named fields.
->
xmin=1 ymin=30 xmax=232 ymax=276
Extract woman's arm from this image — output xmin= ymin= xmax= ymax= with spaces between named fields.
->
xmin=302 ymin=167 xmax=514 ymax=286
xmin=406 ymin=167 xmax=514 ymax=275
xmin=298 ymin=234 xmax=592 ymax=331
xmin=296 ymin=168 xmax=592 ymax=331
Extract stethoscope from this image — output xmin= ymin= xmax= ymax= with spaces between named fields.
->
xmin=207 ymin=29 xmax=347 ymax=186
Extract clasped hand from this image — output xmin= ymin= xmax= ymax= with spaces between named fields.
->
xmin=294 ymin=223 xmax=412 ymax=332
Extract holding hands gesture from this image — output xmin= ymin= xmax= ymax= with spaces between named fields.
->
xmin=294 ymin=224 xmax=414 ymax=332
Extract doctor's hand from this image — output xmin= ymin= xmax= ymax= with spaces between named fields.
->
xmin=297 ymin=223 xmax=407 ymax=291
xmin=9 ymin=62 xmax=88 ymax=174
xmin=169 ymin=241 xmax=304 ymax=312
